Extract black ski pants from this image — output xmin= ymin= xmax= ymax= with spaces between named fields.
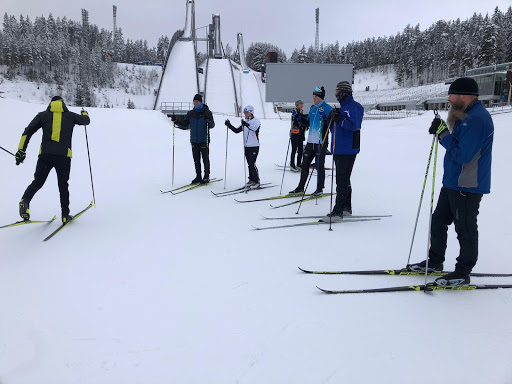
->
xmin=429 ymin=187 xmax=483 ymax=275
xmin=245 ymin=146 xmax=259 ymax=183
xmin=191 ymin=142 xmax=210 ymax=178
xmin=296 ymin=141 xmax=328 ymax=191
xmin=290 ymin=135 xmax=304 ymax=167
xmin=22 ymin=154 xmax=71 ymax=217
xmin=332 ymin=154 xmax=357 ymax=214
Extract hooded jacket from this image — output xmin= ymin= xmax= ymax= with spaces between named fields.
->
xmin=175 ymin=103 xmax=215 ymax=144
xmin=18 ymin=99 xmax=90 ymax=158
xmin=439 ymin=100 xmax=493 ymax=194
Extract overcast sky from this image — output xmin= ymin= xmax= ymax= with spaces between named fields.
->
xmin=1 ymin=0 xmax=510 ymax=56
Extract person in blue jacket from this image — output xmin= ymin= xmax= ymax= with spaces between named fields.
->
xmin=322 ymin=81 xmax=363 ymax=221
xmin=408 ymin=77 xmax=494 ymax=287
xmin=172 ymin=94 xmax=215 ymax=184
xmin=289 ymin=86 xmax=333 ymax=195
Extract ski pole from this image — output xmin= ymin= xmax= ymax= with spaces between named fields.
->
xmin=84 ymin=126 xmax=97 ymax=206
xmin=224 ymin=125 xmax=229 ymax=189
xmin=424 ymin=127 xmax=440 ymax=291
xmin=243 ymin=121 xmax=249 ymax=184
xmin=405 ymin=111 xmax=438 ymax=267
xmin=328 ymin=121 xmax=337 ymax=231
xmin=279 ymin=137 xmax=291 ymax=195
xmin=1 ymin=145 xmax=15 ymax=156
xmin=295 ymin=164 xmax=315 ymax=215
xmin=172 ymin=122 xmax=176 ymax=187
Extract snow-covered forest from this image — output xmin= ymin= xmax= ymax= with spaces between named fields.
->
xmin=0 ymin=11 xmax=169 ymax=106
xmin=249 ymin=6 xmax=512 ymax=87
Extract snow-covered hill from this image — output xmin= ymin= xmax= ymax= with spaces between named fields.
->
xmin=0 ymin=63 xmax=161 ymax=110
xmin=1 ymin=97 xmax=511 ymax=384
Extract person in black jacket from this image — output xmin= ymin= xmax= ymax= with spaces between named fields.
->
xmin=172 ymin=94 xmax=215 ymax=184
xmin=15 ymin=96 xmax=90 ymax=223
xmin=290 ymin=100 xmax=308 ymax=171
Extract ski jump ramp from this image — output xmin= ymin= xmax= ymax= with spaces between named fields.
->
xmin=239 ymin=70 xmax=266 ymax=119
xmin=155 ymin=40 xmax=198 ymax=109
xmin=205 ymin=59 xmax=238 ymax=116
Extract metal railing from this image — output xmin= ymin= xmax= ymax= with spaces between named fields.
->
xmin=161 ymin=102 xmax=193 ymax=116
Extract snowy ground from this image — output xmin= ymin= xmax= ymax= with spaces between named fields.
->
xmin=1 ymin=97 xmax=511 ymax=384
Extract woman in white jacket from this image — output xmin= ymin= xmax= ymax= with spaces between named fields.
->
xmin=225 ymin=105 xmax=261 ymax=188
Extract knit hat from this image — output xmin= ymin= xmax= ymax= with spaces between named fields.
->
xmin=51 ymin=96 xmax=63 ymax=101
xmin=313 ymin=86 xmax=325 ymax=99
xmin=295 ymin=100 xmax=303 ymax=107
xmin=335 ymin=81 xmax=352 ymax=96
xmin=243 ymin=105 xmax=254 ymax=114
xmin=193 ymin=93 xmax=203 ymax=103
xmin=448 ymin=77 xmax=479 ymax=96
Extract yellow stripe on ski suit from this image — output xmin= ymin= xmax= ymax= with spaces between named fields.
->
xmin=50 ymin=100 xmax=64 ymax=142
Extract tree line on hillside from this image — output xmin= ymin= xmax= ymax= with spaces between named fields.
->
xmin=245 ymin=6 xmax=512 ymax=87
xmin=0 ymin=12 xmax=169 ymax=106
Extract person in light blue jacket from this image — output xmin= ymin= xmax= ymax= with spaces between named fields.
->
xmin=289 ymin=86 xmax=333 ymax=195
xmin=408 ymin=77 xmax=494 ymax=287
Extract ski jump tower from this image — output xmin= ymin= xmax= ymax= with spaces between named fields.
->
xmin=212 ymin=14 xmax=223 ymax=58
xmin=237 ymin=33 xmax=249 ymax=73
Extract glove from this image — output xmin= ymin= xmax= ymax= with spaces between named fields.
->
xmin=429 ymin=118 xmax=448 ymax=135
xmin=15 ymin=149 xmax=26 ymax=165
xmin=81 ymin=109 xmax=89 ymax=117
xmin=331 ymin=108 xmax=342 ymax=124
xmin=224 ymin=119 xmax=235 ymax=129
xmin=241 ymin=120 xmax=250 ymax=128
xmin=171 ymin=114 xmax=177 ymax=122
xmin=318 ymin=107 xmax=327 ymax=120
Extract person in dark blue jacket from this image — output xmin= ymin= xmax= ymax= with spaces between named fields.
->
xmin=408 ymin=77 xmax=494 ymax=287
xmin=172 ymin=94 xmax=215 ymax=184
xmin=323 ymin=81 xmax=363 ymax=221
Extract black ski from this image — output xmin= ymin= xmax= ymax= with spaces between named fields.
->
xmin=298 ymin=266 xmax=512 ymax=277
xmin=170 ymin=179 xmax=222 ymax=195
xmin=317 ymin=284 xmax=512 ymax=294
xmin=216 ymin=185 xmax=277 ymax=197
xmin=275 ymin=163 xmax=332 ymax=170
xmin=211 ymin=183 xmax=273 ymax=197
xmin=262 ymin=214 xmax=392 ymax=220
xmin=252 ymin=217 xmax=380 ymax=230
xmin=43 ymin=202 xmax=94 ymax=242
xmin=234 ymin=193 xmax=313 ymax=203
xmin=1 ymin=216 xmax=56 ymax=229
xmin=269 ymin=193 xmax=334 ymax=209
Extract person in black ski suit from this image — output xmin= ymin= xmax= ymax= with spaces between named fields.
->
xmin=290 ymin=100 xmax=308 ymax=171
xmin=15 ymin=96 xmax=90 ymax=223
xmin=172 ymin=94 xmax=215 ymax=184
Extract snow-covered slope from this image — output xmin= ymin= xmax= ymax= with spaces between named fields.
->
xmin=155 ymin=40 xmax=198 ymax=108
xmin=354 ymin=64 xmax=399 ymax=92
xmin=0 ymin=63 xmax=161 ymax=110
xmin=239 ymin=70 xmax=266 ymax=118
xmin=205 ymin=59 xmax=238 ymax=115
xmin=1 ymin=97 xmax=511 ymax=384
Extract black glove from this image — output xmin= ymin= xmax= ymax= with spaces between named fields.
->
xmin=225 ymin=119 xmax=234 ymax=129
xmin=81 ymin=109 xmax=89 ymax=117
xmin=15 ymin=150 xmax=26 ymax=165
xmin=429 ymin=118 xmax=448 ymax=135
xmin=171 ymin=114 xmax=177 ymax=122
xmin=331 ymin=108 xmax=342 ymax=124
xmin=241 ymin=120 xmax=250 ymax=128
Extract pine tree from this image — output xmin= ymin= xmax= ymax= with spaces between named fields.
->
xmin=478 ymin=15 xmax=497 ymax=66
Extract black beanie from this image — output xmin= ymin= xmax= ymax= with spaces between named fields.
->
xmin=193 ymin=94 xmax=203 ymax=103
xmin=313 ymin=86 xmax=325 ymax=100
xmin=51 ymin=96 xmax=63 ymax=101
xmin=448 ymin=77 xmax=479 ymax=96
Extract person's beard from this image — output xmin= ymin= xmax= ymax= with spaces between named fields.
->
xmin=447 ymin=102 xmax=467 ymax=132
